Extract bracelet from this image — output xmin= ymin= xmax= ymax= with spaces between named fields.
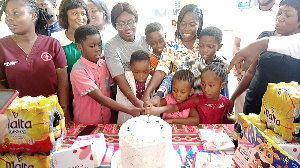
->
xmin=126 ymin=91 xmax=133 ymax=96
xmin=61 ymin=105 xmax=70 ymax=110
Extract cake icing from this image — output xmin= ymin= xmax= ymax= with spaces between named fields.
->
xmin=118 ymin=115 xmax=173 ymax=168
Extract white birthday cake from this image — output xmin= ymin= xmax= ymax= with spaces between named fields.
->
xmin=114 ymin=115 xmax=180 ymax=168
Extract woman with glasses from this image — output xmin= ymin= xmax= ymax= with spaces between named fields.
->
xmin=104 ymin=2 xmax=149 ymax=112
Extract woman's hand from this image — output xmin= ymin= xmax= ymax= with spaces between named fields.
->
xmin=228 ymin=98 xmax=235 ymax=117
xmin=228 ymin=38 xmax=269 ymax=73
xmin=129 ymin=107 xmax=144 ymax=117
xmin=63 ymin=109 xmax=75 ymax=128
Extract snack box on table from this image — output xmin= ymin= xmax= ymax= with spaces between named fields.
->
xmin=233 ymin=115 xmax=300 ymax=167
xmin=52 ymin=133 xmax=106 ymax=168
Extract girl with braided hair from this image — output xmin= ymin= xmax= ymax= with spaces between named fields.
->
xmin=0 ymin=0 xmax=74 ymax=127
xmin=146 ymin=63 xmax=235 ymax=124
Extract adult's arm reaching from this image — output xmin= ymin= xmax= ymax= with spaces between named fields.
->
xmin=56 ymin=67 xmax=74 ymax=128
xmin=232 ymin=37 xmax=241 ymax=56
xmin=228 ymin=38 xmax=269 ymax=73
xmin=267 ymin=33 xmax=300 ymax=58
xmin=141 ymin=70 xmax=166 ymax=105
xmin=229 ymin=33 xmax=300 ymax=73
xmin=229 ymin=61 xmax=257 ymax=113
xmin=88 ymin=88 xmax=143 ymax=117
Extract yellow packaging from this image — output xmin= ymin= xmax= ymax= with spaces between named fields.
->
xmin=0 ymin=95 xmax=65 ymax=153
xmin=260 ymin=82 xmax=300 ymax=142
xmin=0 ymin=153 xmax=50 ymax=168
xmin=245 ymin=113 xmax=266 ymax=131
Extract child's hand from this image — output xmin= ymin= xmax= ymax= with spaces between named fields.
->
xmin=0 ymin=114 xmax=8 ymax=143
xmin=164 ymin=118 xmax=174 ymax=124
xmin=130 ymin=108 xmax=144 ymax=117
xmin=145 ymin=106 xmax=163 ymax=116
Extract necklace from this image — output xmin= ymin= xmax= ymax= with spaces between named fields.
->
xmin=151 ymin=52 xmax=161 ymax=59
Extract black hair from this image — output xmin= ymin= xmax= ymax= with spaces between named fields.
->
xmin=130 ymin=50 xmax=150 ymax=65
xmin=202 ymin=62 xmax=227 ymax=82
xmin=58 ymin=0 xmax=90 ymax=29
xmin=0 ymin=0 xmax=51 ymax=33
xmin=175 ymin=4 xmax=203 ymax=39
xmin=145 ymin=22 xmax=163 ymax=39
xmin=173 ymin=69 xmax=195 ymax=88
xmin=199 ymin=26 xmax=223 ymax=44
xmin=259 ymin=0 xmax=274 ymax=6
xmin=279 ymin=0 xmax=300 ymax=23
xmin=111 ymin=2 xmax=138 ymax=30
xmin=74 ymin=24 xmax=100 ymax=44
xmin=88 ymin=0 xmax=111 ymax=24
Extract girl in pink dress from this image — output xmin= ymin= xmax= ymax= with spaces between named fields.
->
xmin=156 ymin=70 xmax=199 ymax=125
xmin=146 ymin=63 xmax=235 ymax=124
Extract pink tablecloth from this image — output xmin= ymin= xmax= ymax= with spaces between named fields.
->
xmin=65 ymin=124 xmax=235 ymax=168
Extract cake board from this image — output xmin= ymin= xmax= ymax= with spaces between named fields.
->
xmin=111 ymin=148 xmax=182 ymax=168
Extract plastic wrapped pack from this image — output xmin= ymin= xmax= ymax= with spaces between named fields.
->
xmin=0 ymin=152 xmax=51 ymax=168
xmin=0 ymin=95 xmax=65 ymax=153
xmin=260 ymin=82 xmax=300 ymax=142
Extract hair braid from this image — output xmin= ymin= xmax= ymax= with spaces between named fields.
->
xmin=36 ymin=7 xmax=51 ymax=33
xmin=0 ymin=0 xmax=9 ymax=21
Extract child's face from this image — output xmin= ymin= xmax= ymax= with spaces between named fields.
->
xmin=198 ymin=35 xmax=222 ymax=63
xmin=146 ymin=30 xmax=166 ymax=56
xmin=172 ymin=79 xmax=194 ymax=103
xmin=179 ymin=11 xmax=199 ymax=42
xmin=130 ymin=60 xmax=150 ymax=82
xmin=76 ymin=34 xmax=102 ymax=63
xmin=201 ymin=70 xmax=226 ymax=100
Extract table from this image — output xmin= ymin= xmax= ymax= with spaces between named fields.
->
xmin=65 ymin=124 xmax=235 ymax=168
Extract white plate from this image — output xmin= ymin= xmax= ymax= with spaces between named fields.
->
xmin=111 ymin=148 xmax=182 ymax=168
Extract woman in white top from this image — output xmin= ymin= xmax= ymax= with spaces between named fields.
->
xmin=87 ymin=0 xmax=116 ymax=51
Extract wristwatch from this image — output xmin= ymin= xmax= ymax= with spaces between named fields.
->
xmin=61 ymin=105 xmax=70 ymax=110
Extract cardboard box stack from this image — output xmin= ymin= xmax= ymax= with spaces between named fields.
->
xmin=234 ymin=82 xmax=300 ymax=167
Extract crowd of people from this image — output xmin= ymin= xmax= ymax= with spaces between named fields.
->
xmin=0 ymin=0 xmax=299 ymax=139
